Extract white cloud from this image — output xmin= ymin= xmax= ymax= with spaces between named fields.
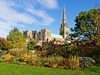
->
xmin=0 ymin=1 xmax=37 ymax=24
xmin=0 ymin=20 xmax=11 ymax=38
xmin=37 ymin=0 xmax=58 ymax=9
xmin=0 ymin=0 xmax=38 ymax=38
xmin=0 ymin=0 xmax=58 ymax=38
xmin=26 ymin=8 xmax=54 ymax=26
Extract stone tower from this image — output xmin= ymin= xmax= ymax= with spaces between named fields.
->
xmin=59 ymin=5 xmax=69 ymax=39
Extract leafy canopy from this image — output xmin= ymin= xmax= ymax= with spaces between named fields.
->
xmin=27 ymin=39 xmax=38 ymax=50
xmin=7 ymin=28 xmax=26 ymax=48
xmin=71 ymin=9 xmax=100 ymax=40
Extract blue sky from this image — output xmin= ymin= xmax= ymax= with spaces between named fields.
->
xmin=0 ymin=0 xmax=99 ymax=38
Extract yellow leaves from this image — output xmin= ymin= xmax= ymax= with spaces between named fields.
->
xmin=96 ymin=35 xmax=100 ymax=47
xmin=21 ymin=53 xmax=31 ymax=62
xmin=21 ymin=53 xmax=38 ymax=62
xmin=4 ymin=53 xmax=13 ymax=62
xmin=68 ymin=55 xmax=79 ymax=68
xmin=7 ymin=28 xmax=26 ymax=49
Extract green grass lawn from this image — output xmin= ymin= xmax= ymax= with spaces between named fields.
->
xmin=0 ymin=63 xmax=100 ymax=75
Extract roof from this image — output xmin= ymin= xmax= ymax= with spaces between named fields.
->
xmin=52 ymin=34 xmax=63 ymax=39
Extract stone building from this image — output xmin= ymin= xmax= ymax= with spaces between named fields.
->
xmin=23 ymin=5 xmax=70 ymax=45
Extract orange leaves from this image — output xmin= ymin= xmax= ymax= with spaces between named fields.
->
xmin=0 ymin=37 xmax=10 ymax=50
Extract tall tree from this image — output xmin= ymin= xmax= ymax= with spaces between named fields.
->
xmin=7 ymin=28 xmax=26 ymax=48
xmin=92 ymin=9 xmax=100 ymax=35
xmin=96 ymin=35 xmax=100 ymax=47
xmin=71 ymin=9 xmax=100 ymax=40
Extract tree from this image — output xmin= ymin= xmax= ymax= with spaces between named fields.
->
xmin=96 ymin=35 xmax=100 ymax=47
xmin=7 ymin=28 xmax=26 ymax=48
xmin=0 ymin=37 xmax=10 ymax=50
xmin=27 ymin=39 xmax=37 ymax=50
xmin=92 ymin=9 xmax=100 ymax=35
xmin=71 ymin=9 xmax=100 ymax=40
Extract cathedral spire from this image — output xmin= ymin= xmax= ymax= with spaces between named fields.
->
xmin=59 ymin=5 xmax=69 ymax=39
xmin=62 ymin=5 xmax=68 ymax=27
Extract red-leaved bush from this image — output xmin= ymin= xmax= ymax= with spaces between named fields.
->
xmin=0 ymin=37 xmax=10 ymax=50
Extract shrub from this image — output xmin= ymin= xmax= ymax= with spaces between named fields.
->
xmin=81 ymin=46 xmax=99 ymax=57
xmin=43 ymin=62 xmax=49 ymax=67
xmin=49 ymin=62 xmax=58 ymax=68
xmin=89 ymin=48 xmax=100 ymax=62
xmin=59 ymin=55 xmax=80 ymax=69
xmin=41 ymin=57 xmax=50 ymax=67
xmin=20 ymin=52 xmax=38 ymax=65
xmin=0 ymin=57 xmax=4 ymax=62
xmin=59 ymin=58 xmax=69 ymax=68
xmin=0 ymin=38 xmax=10 ymax=50
xmin=27 ymin=39 xmax=38 ymax=50
xmin=21 ymin=53 xmax=32 ymax=62
xmin=4 ymin=53 xmax=13 ymax=62
xmin=20 ymin=62 xmax=27 ymax=65
xmin=96 ymin=35 xmax=100 ymax=47
xmin=48 ymin=55 xmax=64 ymax=64
xmin=9 ymin=48 xmax=38 ymax=65
xmin=47 ymin=45 xmax=68 ymax=57
xmin=9 ymin=48 xmax=24 ymax=57
xmin=30 ymin=58 xmax=43 ymax=66
xmin=68 ymin=55 xmax=79 ymax=68
xmin=35 ymin=50 xmax=42 ymax=57
xmin=58 ymin=66 xmax=64 ymax=69
xmin=13 ymin=59 xmax=21 ymax=64
xmin=0 ymin=50 xmax=4 ymax=58
xmin=41 ymin=50 xmax=47 ymax=57
xmin=67 ymin=43 xmax=82 ymax=56
xmin=80 ymin=63 xmax=89 ymax=69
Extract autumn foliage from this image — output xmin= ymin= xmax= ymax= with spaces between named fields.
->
xmin=96 ymin=35 xmax=100 ymax=47
xmin=0 ymin=37 xmax=10 ymax=50
xmin=4 ymin=53 xmax=13 ymax=62
xmin=69 ymin=55 xmax=79 ymax=68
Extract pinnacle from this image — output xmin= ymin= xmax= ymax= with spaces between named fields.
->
xmin=62 ymin=5 xmax=68 ymax=27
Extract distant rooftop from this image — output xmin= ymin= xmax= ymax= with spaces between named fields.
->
xmin=52 ymin=34 xmax=63 ymax=39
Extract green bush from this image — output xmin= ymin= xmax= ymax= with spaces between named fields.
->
xmin=47 ymin=45 xmax=68 ymax=57
xmin=48 ymin=55 xmax=64 ymax=64
xmin=41 ymin=57 xmax=50 ymax=67
xmin=13 ymin=60 xmax=21 ymax=64
xmin=58 ymin=66 xmax=64 ymax=69
xmin=9 ymin=48 xmax=25 ymax=57
xmin=43 ymin=62 xmax=49 ymax=67
xmin=80 ymin=63 xmax=89 ymax=68
xmin=27 ymin=40 xmax=38 ymax=50
xmin=0 ymin=57 xmax=4 ymax=62
xmin=89 ymin=48 xmax=100 ymax=62
xmin=20 ymin=62 xmax=27 ymax=65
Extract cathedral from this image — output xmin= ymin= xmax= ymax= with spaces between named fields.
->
xmin=23 ymin=6 xmax=69 ymax=42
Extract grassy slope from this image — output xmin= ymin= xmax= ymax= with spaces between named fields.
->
xmin=0 ymin=63 xmax=100 ymax=75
